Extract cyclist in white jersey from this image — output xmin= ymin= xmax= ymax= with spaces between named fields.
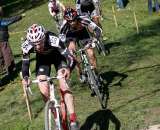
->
xmin=48 ymin=0 xmax=65 ymax=31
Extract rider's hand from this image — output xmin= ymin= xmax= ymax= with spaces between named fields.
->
xmin=61 ymin=68 xmax=70 ymax=79
xmin=22 ymin=77 xmax=31 ymax=87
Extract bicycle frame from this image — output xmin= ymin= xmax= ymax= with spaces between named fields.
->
xmin=77 ymin=46 xmax=107 ymax=108
xmin=78 ymin=47 xmax=98 ymax=90
xmin=31 ymin=76 xmax=69 ymax=130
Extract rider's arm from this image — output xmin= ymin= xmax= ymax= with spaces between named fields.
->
xmin=21 ymin=40 xmax=33 ymax=78
xmin=57 ymin=39 xmax=75 ymax=69
xmin=22 ymin=53 xmax=30 ymax=78
xmin=59 ymin=1 xmax=65 ymax=11
xmin=60 ymin=47 xmax=75 ymax=69
xmin=59 ymin=20 xmax=69 ymax=42
xmin=75 ymin=0 xmax=81 ymax=15
xmin=48 ymin=2 xmax=56 ymax=17
xmin=0 ymin=15 xmax=22 ymax=26
xmin=79 ymin=16 xmax=102 ymax=38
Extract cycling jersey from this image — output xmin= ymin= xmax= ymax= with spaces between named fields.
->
xmin=48 ymin=0 xmax=64 ymax=16
xmin=59 ymin=15 xmax=102 ymax=42
xmin=21 ymin=31 xmax=75 ymax=78
xmin=75 ymin=0 xmax=100 ymax=17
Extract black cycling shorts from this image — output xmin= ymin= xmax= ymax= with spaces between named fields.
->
xmin=35 ymin=50 xmax=67 ymax=76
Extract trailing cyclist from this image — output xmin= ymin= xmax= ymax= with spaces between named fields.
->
xmin=75 ymin=0 xmax=102 ymax=29
xmin=59 ymin=7 xmax=102 ymax=84
xmin=21 ymin=24 xmax=79 ymax=130
xmin=48 ymin=0 xmax=65 ymax=32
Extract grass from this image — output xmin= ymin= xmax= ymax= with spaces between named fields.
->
xmin=1 ymin=0 xmax=160 ymax=130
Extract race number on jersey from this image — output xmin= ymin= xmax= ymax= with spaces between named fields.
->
xmin=49 ymin=35 xmax=60 ymax=47
xmin=21 ymin=40 xmax=33 ymax=54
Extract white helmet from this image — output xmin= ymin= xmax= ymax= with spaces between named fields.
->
xmin=26 ymin=24 xmax=45 ymax=43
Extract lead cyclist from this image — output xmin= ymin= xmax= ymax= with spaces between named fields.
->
xmin=21 ymin=24 xmax=79 ymax=130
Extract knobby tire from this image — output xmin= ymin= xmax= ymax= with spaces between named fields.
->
xmin=45 ymin=101 xmax=64 ymax=130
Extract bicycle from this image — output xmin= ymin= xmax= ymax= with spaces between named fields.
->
xmin=27 ymin=76 xmax=70 ymax=130
xmin=94 ymin=37 xmax=107 ymax=56
xmin=76 ymin=44 xmax=108 ymax=108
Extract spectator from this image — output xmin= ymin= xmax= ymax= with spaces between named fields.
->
xmin=0 ymin=13 xmax=23 ymax=76
xmin=116 ymin=0 xmax=129 ymax=10
xmin=148 ymin=0 xmax=160 ymax=14
xmin=116 ymin=0 xmax=124 ymax=9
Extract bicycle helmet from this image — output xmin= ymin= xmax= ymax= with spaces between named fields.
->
xmin=26 ymin=24 xmax=45 ymax=43
xmin=64 ymin=7 xmax=78 ymax=21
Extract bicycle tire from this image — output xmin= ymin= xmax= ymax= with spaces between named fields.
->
xmin=45 ymin=101 xmax=63 ymax=130
xmin=86 ymin=66 xmax=105 ymax=108
xmin=96 ymin=39 xmax=106 ymax=56
xmin=95 ymin=41 xmax=101 ymax=55
xmin=22 ymin=85 xmax=32 ymax=121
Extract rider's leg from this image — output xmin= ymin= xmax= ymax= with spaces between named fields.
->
xmin=68 ymin=41 xmax=83 ymax=80
xmin=57 ymin=68 xmax=77 ymax=123
xmin=92 ymin=16 xmax=102 ymax=29
xmin=37 ymin=74 xmax=49 ymax=102
xmin=86 ymin=48 xmax=97 ymax=69
xmin=36 ymin=59 xmax=51 ymax=102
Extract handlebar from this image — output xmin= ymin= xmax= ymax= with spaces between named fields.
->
xmin=23 ymin=75 xmax=64 ymax=96
xmin=31 ymin=75 xmax=64 ymax=83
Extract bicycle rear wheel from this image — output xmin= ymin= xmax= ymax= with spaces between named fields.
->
xmin=45 ymin=101 xmax=63 ymax=130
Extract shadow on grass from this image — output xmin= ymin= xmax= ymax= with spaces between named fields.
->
xmin=0 ymin=55 xmax=35 ymax=87
xmin=113 ymin=88 xmax=160 ymax=112
xmin=96 ymin=71 xmax=128 ymax=108
xmin=0 ymin=61 xmax=22 ymax=87
xmin=100 ymin=71 xmax=128 ymax=87
xmin=2 ymin=0 xmax=48 ymax=16
xmin=103 ymin=41 xmax=121 ymax=55
xmin=123 ymin=64 xmax=160 ymax=73
xmin=80 ymin=109 xmax=121 ymax=130
xmin=119 ymin=19 xmax=160 ymax=47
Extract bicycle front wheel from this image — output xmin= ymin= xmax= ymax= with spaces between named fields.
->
xmin=45 ymin=101 xmax=63 ymax=130
xmin=96 ymin=39 xmax=106 ymax=56
xmin=86 ymin=67 xmax=105 ymax=108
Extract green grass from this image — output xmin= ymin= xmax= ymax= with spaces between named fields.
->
xmin=1 ymin=0 xmax=160 ymax=130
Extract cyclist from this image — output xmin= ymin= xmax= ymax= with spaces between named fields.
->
xmin=59 ymin=7 xmax=102 ymax=83
xmin=75 ymin=0 xmax=102 ymax=28
xmin=48 ymin=0 xmax=65 ymax=31
xmin=21 ymin=24 xmax=79 ymax=130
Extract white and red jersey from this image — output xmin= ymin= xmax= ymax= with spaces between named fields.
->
xmin=48 ymin=0 xmax=65 ymax=17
